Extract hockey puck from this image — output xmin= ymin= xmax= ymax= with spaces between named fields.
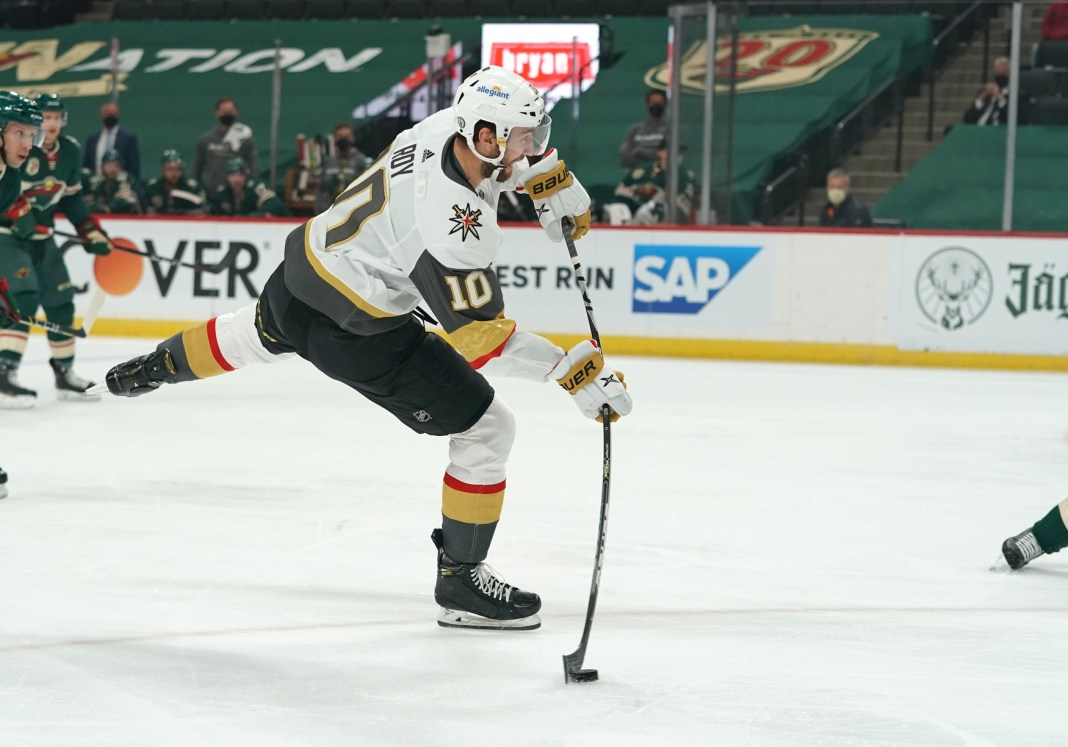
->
xmin=567 ymin=668 xmax=599 ymax=683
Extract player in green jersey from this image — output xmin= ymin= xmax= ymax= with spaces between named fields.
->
xmin=0 ymin=92 xmax=113 ymax=408
xmin=0 ymin=91 xmax=44 ymax=491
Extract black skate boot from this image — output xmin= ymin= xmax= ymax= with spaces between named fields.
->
xmin=0 ymin=466 xmax=7 ymax=499
xmin=0 ymin=359 xmax=36 ymax=409
xmin=50 ymin=358 xmax=101 ymax=402
xmin=431 ymin=528 xmax=542 ymax=630
xmin=104 ymin=349 xmax=176 ymax=397
xmin=1002 ymin=528 xmax=1045 ymax=570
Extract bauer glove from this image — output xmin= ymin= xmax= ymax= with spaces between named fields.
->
xmin=77 ymin=219 xmax=112 ymax=255
xmin=521 ymin=150 xmax=591 ymax=242
xmin=5 ymin=197 xmax=37 ymax=239
xmin=549 ymin=339 xmax=632 ymax=423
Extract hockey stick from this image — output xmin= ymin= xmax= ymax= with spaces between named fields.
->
xmin=53 ymin=230 xmax=230 ymax=274
xmin=12 ymin=289 xmax=105 ymax=339
xmin=560 ymin=217 xmax=613 ymax=685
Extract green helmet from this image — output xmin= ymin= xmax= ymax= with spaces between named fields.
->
xmin=33 ymin=92 xmax=67 ymax=127
xmin=161 ymin=149 xmax=183 ymax=165
xmin=0 ymin=91 xmax=44 ymax=155
xmin=225 ymin=157 xmax=247 ymax=175
xmin=102 ymin=148 xmax=123 ymax=164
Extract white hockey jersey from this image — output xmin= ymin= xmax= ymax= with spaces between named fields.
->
xmin=282 ymin=109 xmax=563 ymax=382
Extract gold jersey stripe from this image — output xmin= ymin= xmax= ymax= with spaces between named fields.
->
xmin=181 ymin=323 xmax=229 ymax=379
xmin=447 ymin=314 xmax=516 ymax=363
xmin=442 ymin=486 xmax=505 ymax=526
xmin=302 ymin=220 xmax=396 ymax=319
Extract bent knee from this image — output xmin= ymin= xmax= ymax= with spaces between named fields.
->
xmin=449 ymin=397 xmax=516 ymax=481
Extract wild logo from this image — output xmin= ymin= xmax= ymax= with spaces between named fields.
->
xmin=644 ymin=26 xmax=878 ymax=95
xmin=448 ymin=203 xmax=482 ymax=242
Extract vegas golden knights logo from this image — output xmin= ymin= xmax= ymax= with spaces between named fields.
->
xmin=645 ymin=26 xmax=879 ymax=95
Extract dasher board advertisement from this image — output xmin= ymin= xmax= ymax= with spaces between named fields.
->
xmin=898 ymin=235 xmax=1068 ymax=356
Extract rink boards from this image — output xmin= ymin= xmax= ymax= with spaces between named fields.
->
xmin=56 ymin=216 xmax=1068 ymax=370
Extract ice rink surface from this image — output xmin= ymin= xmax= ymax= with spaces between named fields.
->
xmin=2 ymin=337 xmax=1067 ymax=746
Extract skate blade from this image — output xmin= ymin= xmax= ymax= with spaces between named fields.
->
xmin=57 ymin=389 xmax=102 ymax=402
xmin=0 ymin=485 xmax=7 ymax=500
xmin=437 ymin=608 xmax=541 ymax=631
xmin=85 ymin=383 xmax=109 ymax=396
xmin=0 ymin=396 xmax=36 ymax=409
xmin=990 ymin=553 xmax=1012 ymax=572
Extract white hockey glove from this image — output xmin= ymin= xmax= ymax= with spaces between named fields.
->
xmin=549 ymin=340 xmax=632 ymax=423
xmin=521 ymin=150 xmax=591 ymax=242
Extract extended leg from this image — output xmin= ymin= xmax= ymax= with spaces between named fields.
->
xmin=105 ymin=300 xmax=294 ymax=397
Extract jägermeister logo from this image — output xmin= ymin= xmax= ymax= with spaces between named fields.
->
xmin=916 ymin=247 xmax=993 ymax=331
xmin=645 ymin=25 xmax=878 ymax=95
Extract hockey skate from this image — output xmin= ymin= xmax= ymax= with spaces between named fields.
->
xmin=431 ymin=528 xmax=542 ymax=630
xmin=50 ymin=358 xmax=101 ymax=402
xmin=0 ymin=467 xmax=7 ymax=499
xmin=1000 ymin=528 xmax=1045 ymax=570
xmin=104 ymin=349 xmax=176 ymax=397
xmin=0 ymin=360 xmax=36 ymax=408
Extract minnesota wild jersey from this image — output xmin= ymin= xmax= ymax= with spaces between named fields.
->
xmin=86 ymin=172 xmax=142 ymax=214
xmin=18 ymin=134 xmax=92 ymax=234
xmin=143 ymin=176 xmax=206 ymax=215
xmin=208 ymin=179 xmax=288 ymax=217
xmin=0 ymin=164 xmax=22 ymax=215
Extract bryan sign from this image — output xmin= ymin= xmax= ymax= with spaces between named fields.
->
xmin=646 ymin=25 xmax=878 ymax=95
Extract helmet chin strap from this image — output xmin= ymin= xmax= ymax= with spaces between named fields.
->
xmin=465 ymin=132 xmax=506 ymax=169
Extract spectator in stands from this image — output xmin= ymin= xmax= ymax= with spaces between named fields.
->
xmin=194 ymin=97 xmax=256 ymax=194
xmin=144 ymin=150 xmax=207 ymax=216
xmin=619 ymin=90 xmax=669 ymax=170
xmin=818 ymin=169 xmax=872 ymax=228
xmin=612 ymin=143 xmax=695 ymax=224
xmin=313 ymin=123 xmax=372 ymax=214
xmin=85 ymin=149 xmax=142 ymax=215
xmin=83 ymin=102 xmax=141 ymax=178
xmin=963 ymin=57 xmax=1011 ymax=126
xmin=1043 ymin=0 xmax=1068 ymax=40
xmin=209 ymin=157 xmax=290 ymax=218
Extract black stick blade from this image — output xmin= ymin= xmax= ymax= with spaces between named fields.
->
xmin=562 ymin=652 xmax=598 ymax=684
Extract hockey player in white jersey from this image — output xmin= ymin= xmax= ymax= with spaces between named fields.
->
xmin=101 ymin=66 xmax=632 ymax=630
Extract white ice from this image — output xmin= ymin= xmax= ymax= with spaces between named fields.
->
xmin=2 ymin=337 xmax=1068 ymax=746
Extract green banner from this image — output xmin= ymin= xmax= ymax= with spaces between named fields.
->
xmin=1 ymin=15 xmax=930 ymax=221
xmin=550 ymin=15 xmax=932 ymax=224
xmin=0 ymin=20 xmax=487 ymax=182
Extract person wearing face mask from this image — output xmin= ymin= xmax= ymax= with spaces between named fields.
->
xmin=619 ymin=90 xmax=669 ymax=170
xmin=963 ymin=57 xmax=1011 ymax=126
xmin=83 ymin=102 xmax=141 ymax=179
xmin=313 ymin=123 xmax=373 ymax=214
xmin=193 ymin=96 xmax=257 ymax=195
xmin=818 ymin=169 xmax=872 ymax=228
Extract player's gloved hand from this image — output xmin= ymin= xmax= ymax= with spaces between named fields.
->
xmin=6 ymin=197 xmax=37 ymax=239
xmin=77 ymin=219 xmax=112 ymax=255
xmin=0 ymin=276 xmax=21 ymax=329
xmin=521 ymin=149 xmax=591 ymax=242
xmin=549 ymin=339 xmax=632 ymax=423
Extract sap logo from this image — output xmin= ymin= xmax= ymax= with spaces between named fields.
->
xmin=632 ymin=244 xmax=761 ymax=314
